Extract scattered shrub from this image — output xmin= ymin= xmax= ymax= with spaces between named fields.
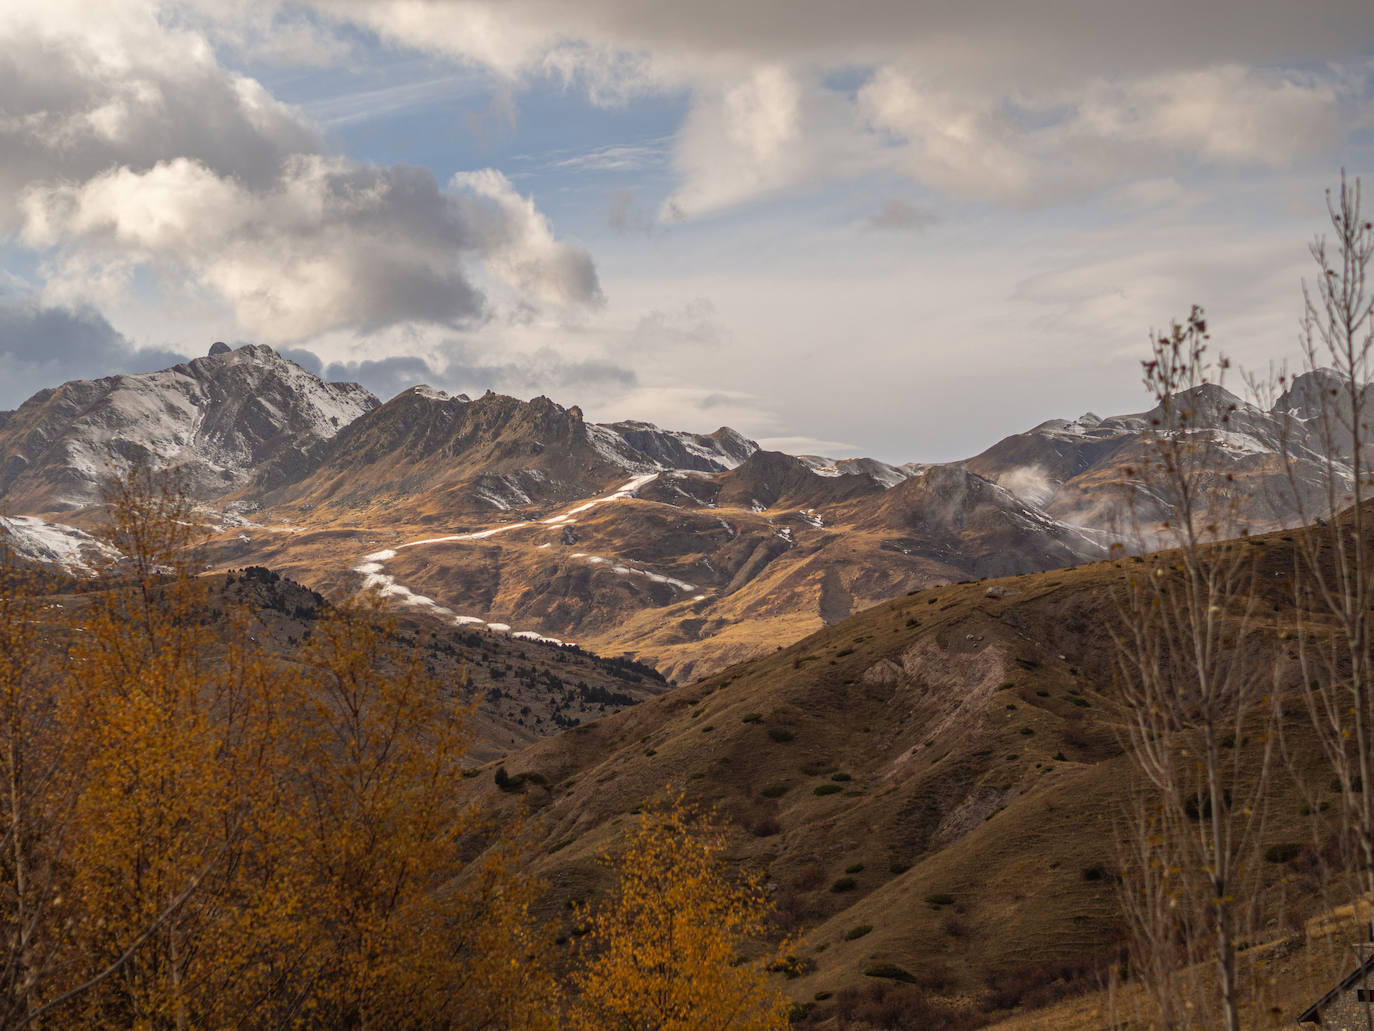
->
xmin=1265 ymin=843 xmax=1302 ymax=864
xmin=1081 ymin=864 xmax=1107 ymax=881
xmin=814 ymin=783 xmax=842 ymax=796
xmin=831 ymin=877 xmax=857 ymax=893
xmin=762 ymin=783 xmax=790 ymax=798
xmin=845 ymin=924 xmax=873 ymax=940
xmin=835 ymin=647 xmax=855 ymax=658
xmin=768 ymin=727 xmax=795 ymax=743
xmin=742 ymin=712 xmax=763 ymax=724
xmin=844 ymin=863 xmax=864 ymax=874
xmin=889 ymin=861 xmax=911 ymax=875
xmin=752 ymin=817 xmax=782 ymax=838
xmin=830 ymin=772 xmax=852 ymax=782
xmin=863 ymin=963 xmax=917 ymax=984
xmin=924 ymin=893 xmax=954 ymax=907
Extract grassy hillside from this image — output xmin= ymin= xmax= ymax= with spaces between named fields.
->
xmin=461 ymin=529 xmax=1348 ymax=1026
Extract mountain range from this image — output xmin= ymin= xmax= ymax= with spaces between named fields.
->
xmin=0 ymin=341 xmax=1347 ymax=680
xmin=1 ymin=341 xmax=1355 ymax=1026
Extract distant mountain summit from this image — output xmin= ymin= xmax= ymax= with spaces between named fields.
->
xmin=0 ymin=343 xmax=378 ymax=511
xmin=252 ymin=385 xmax=761 ymax=521
xmin=1 ymin=346 xmax=1361 ymax=681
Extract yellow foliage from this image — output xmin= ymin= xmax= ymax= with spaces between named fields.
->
xmin=3 ymin=465 xmax=555 ymax=1029
xmin=567 ymin=796 xmax=791 ymax=1031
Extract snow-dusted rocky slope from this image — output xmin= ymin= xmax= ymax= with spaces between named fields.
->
xmin=0 ymin=343 xmax=379 ymax=511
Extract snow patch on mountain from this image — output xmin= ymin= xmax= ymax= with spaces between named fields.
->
xmin=798 ymin=455 xmax=913 ymax=488
xmin=0 ymin=514 xmax=115 ymax=572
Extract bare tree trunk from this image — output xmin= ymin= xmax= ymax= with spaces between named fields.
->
xmin=1112 ymin=308 xmax=1274 ymax=1031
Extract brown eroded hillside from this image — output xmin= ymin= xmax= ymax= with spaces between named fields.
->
xmin=210 ymin=446 xmax=1105 ymax=683
xmin=453 ymin=531 xmax=1338 ymax=1027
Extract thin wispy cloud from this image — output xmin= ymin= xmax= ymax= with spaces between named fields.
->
xmin=301 ymin=74 xmax=480 ymax=128
xmin=537 ymin=138 xmax=673 ymax=173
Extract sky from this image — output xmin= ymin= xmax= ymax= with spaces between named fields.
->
xmin=1 ymin=2 xmax=1372 ymax=463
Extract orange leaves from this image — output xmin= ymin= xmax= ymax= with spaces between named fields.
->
xmin=568 ymin=796 xmax=790 ymax=1031
xmin=7 ymin=465 xmax=553 ymax=1029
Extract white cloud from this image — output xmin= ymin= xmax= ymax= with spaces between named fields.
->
xmin=280 ymin=1 xmax=1372 ymax=213
xmin=0 ymin=2 xmax=320 ymax=232
xmin=860 ymin=69 xmax=1039 ymax=204
xmin=1073 ymin=65 xmax=1346 ymax=166
xmin=450 ymin=169 xmax=603 ymax=308
xmin=23 ymin=157 xmax=601 ymax=342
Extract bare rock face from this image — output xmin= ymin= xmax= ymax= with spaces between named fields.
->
xmin=0 ymin=344 xmax=379 ymax=511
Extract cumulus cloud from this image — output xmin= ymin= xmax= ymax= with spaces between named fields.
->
xmin=289 ymin=0 xmax=1372 ymax=212
xmin=3 ymin=1 xmax=603 ymax=349
xmin=22 ymin=157 xmax=490 ymax=340
xmin=23 ymin=157 xmax=600 ymax=342
xmin=1072 ymin=65 xmax=1347 ymax=166
xmin=450 ymin=170 xmax=603 ymax=307
xmin=860 ymin=69 xmax=1039 ymax=203
xmin=0 ymin=2 xmax=320 ymax=231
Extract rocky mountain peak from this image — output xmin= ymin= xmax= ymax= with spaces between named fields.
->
xmin=0 ymin=345 xmax=379 ymax=511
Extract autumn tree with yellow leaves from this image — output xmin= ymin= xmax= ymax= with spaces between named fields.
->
xmin=568 ymin=796 xmax=791 ymax=1031
xmin=57 ymin=467 xmax=278 ymax=1029
xmin=258 ymin=596 xmax=556 ymax=1031
xmin=0 ymin=465 xmax=556 ymax=1029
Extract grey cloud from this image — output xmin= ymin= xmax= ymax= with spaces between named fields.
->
xmin=0 ymin=13 xmax=320 ymax=231
xmin=4 ymin=9 xmax=601 ymax=347
xmin=698 ymin=392 xmax=737 ymax=409
xmin=314 ymin=1 xmax=1374 ymax=94
xmin=300 ymin=341 xmax=635 ymax=403
xmin=323 ymin=355 xmax=437 ymax=399
xmin=0 ymin=296 xmax=190 ymax=407
xmin=608 ymin=189 xmax=656 ymax=235
xmin=23 ymin=157 xmax=490 ymax=341
xmin=866 ymin=198 xmax=938 ymax=233
xmin=278 ymin=347 xmax=325 ymax=376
